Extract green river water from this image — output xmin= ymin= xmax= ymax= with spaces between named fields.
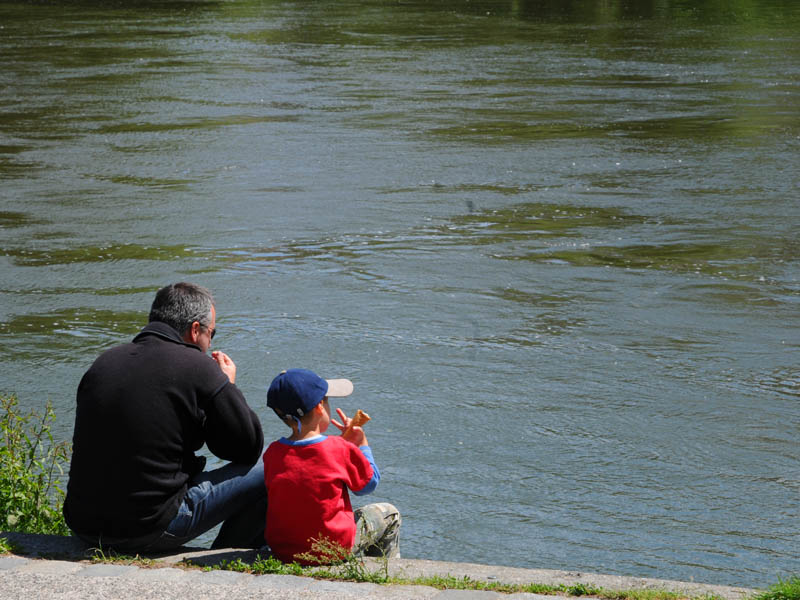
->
xmin=1 ymin=0 xmax=798 ymax=587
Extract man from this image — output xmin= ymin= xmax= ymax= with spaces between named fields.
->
xmin=63 ymin=282 xmax=266 ymax=552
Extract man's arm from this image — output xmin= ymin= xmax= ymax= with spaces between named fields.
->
xmin=203 ymin=381 xmax=264 ymax=464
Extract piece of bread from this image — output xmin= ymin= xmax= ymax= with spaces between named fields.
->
xmin=342 ymin=409 xmax=370 ymax=437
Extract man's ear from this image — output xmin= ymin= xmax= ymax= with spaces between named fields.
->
xmin=182 ymin=321 xmax=201 ymax=345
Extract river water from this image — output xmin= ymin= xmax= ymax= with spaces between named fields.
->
xmin=1 ymin=0 xmax=798 ymax=588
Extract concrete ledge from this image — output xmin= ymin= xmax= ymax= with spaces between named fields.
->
xmin=1 ymin=531 xmax=757 ymax=600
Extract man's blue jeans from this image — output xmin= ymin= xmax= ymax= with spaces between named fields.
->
xmin=142 ymin=457 xmax=267 ymax=552
xmin=77 ymin=457 xmax=268 ymax=553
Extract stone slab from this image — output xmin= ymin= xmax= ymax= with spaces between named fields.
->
xmin=76 ymin=563 xmax=140 ymax=577
xmin=17 ymin=559 xmax=84 ymax=575
xmin=370 ymin=584 xmax=441 ymax=599
xmin=123 ymin=566 xmax=188 ymax=582
xmin=192 ymin=569 xmax=254 ymax=585
xmin=245 ymin=573 xmax=311 ymax=590
xmin=432 ymin=590 xmax=503 ymax=599
xmin=0 ymin=556 xmax=29 ymax=570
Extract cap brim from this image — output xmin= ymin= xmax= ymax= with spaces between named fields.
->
xmin=325 ymin=378 xmax=353 ymax=397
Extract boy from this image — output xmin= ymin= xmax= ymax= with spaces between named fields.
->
xmin=263 ymin=368 xmax=401 ymax=564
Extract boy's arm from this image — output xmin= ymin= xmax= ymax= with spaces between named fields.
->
xmin=352 ymin=445 xmax=380 ymax=496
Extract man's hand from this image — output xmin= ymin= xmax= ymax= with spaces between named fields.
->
xmin=211 ymin=351 xmax=236 ymax=384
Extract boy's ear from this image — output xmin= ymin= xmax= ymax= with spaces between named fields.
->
xmin=313 ymin=402 xmax=326 ymax=415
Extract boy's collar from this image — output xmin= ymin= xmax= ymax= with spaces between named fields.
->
xmin=280 ymin=434 xmax=326 ymax=447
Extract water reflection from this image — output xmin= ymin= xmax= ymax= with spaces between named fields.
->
xmin=0 ymin=309 xmax=143 ymax=337
xmin=450 ymin=202 xmax=651 ymax=235
xmin=489 ymin=288 xmax=575 ymax=307
xmin=4 ymin=244 xmax=204 ymax=267
xmin=0 ymin=211 xmax=45 ymax=227
xmin=0 ymin=309 xmax=144 ymax=362
xmin=97 ymin=115 xmax=299 ymax=135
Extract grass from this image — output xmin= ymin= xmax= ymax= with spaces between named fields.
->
xmin=193 ymin=549 xmax=779 ymax=600
xmin=89 ymin=547 xmax=156 ymax=567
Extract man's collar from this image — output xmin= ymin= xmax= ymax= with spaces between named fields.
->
xmin=133 ymin=321 xmax=201 ymax=350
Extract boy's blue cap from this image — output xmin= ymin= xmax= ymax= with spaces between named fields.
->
xmin=267 ymin=368 xmax=353 ymax=420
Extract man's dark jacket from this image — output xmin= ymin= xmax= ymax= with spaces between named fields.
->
xmin=63 ymin=321 xmax=264 ymax=541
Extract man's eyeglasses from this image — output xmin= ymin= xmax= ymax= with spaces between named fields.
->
xmin=201 ymin=324 xmax=216 ymax=339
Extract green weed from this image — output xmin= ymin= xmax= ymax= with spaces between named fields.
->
xmin=0 ymin=536 xmax=20 ymax=554
xmin=208 ymin=538 xmax=389 ymax=583
xmin=90 ymin=546 xmax=155 ymax=566
xmin=215 ymin=555 xmax=305 ymax=577
xmin=0 ymin=394 xmax=70 ymax=535
xmin=413 ymin=574 xmax=522 ymax=593
xmin=295 ymin=536 xmax=390 ymax=583
xmin=753 ymin=576 xmax=800 ymax=600
xmin=566 ymin=583 xmax=605 ymax=596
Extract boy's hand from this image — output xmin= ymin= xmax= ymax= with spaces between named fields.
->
xmin=332 ymin=408 xmax=368 ymax=447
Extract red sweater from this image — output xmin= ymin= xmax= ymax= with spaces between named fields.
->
xmin=263 ymin=435 xmax=374 ymax=564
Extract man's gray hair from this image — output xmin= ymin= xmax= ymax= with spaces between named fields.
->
xmin=149 ymin=282 xmax=214 ymax=335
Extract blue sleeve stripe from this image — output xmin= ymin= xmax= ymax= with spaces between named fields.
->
xmin=353 ymin=445 xmax=380 ymax=496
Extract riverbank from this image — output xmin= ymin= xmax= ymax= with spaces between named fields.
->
xmin=0 ymin=531 xmax=757 ymax=600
